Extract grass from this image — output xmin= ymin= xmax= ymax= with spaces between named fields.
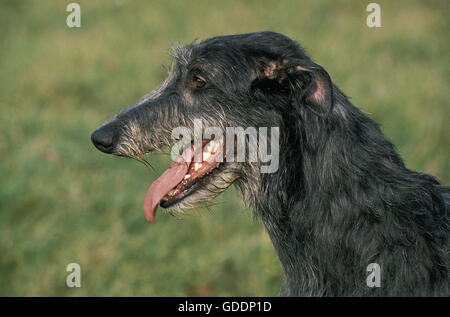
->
xmin=0 ymin=0 xmax=448 ymax=296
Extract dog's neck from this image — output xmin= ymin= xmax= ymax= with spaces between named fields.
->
xmin=250 ymin=92 xmax=444 ymax=296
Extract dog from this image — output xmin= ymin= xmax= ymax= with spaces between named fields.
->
xmin=91 ymin=32 xmax=449 ymax=296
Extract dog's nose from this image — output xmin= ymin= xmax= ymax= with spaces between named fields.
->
xmin=91 ymin=126 xmax=115 ymax=153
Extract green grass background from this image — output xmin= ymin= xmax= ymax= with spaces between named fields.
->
xmin=0 ymin=0 xmax=448 ymax=296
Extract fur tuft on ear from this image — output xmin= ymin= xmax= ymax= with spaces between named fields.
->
xmin=252 ymin=58 xmax=334 ymax=114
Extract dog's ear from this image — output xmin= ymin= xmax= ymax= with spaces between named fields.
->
xmin=252 ymin=58 xmax=333 ymax=114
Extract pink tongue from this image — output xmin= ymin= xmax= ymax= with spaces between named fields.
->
xmin=143 ymin=149 xmax=193 ymax=223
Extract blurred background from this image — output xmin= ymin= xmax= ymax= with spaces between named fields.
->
xmin=0 ymin=0 xmax=448 ymax=296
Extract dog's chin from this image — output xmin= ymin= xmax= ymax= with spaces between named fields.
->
xmin=159 ymin=163 xmax=241 ymax=214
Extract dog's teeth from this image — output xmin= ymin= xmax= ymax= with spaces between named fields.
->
xmin=167 ymin=190 xmax=175 ymax=196
xmin=184 ymin=174 xmax=191 ymax=180
xmin=206 ymin=140 xmax=220 ymax=154
xmin=212 ymin=141 xmax=220 ymax=153
xmin=203 ymin=152 xmax=211 ymax=160
xmin=194 ymin=163 xmax=202 ymax=171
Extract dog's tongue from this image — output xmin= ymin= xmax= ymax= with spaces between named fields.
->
xmin=143 ymin=148 xmax=193 ymax=223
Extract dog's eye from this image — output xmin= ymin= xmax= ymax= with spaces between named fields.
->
xmin=192 ymin=75 xmax=206 ymax=88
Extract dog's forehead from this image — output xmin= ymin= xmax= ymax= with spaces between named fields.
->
xmin=168 ymin=32 xmax=308 ymax=81
xmin=170 ymin=43 xmax=193 ymax=67
xmin=173 ymin=33 xmax=304 ymax=68
xmin=171 ymin=43 xmax=230 ymax=66
xmin=169 ymin=45 xmax=243 ymax=79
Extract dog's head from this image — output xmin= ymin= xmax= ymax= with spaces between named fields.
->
xmin=91 ymin=31 xmax=333 ymax=222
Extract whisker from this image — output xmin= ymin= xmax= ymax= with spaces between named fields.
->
xmin=140 ymin=155 xmax=158 ymax=172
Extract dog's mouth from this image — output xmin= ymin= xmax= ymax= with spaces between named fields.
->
xmin=143 ymin=138 xmax=225 ymax=223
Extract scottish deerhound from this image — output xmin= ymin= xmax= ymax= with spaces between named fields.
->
xmin=91 ymin=32 xmax=449 ymax=296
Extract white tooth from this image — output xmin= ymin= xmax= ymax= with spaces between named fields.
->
xmin=206 ymin=140 xmax=219 ymax=153
xmin=211 ymin=141 xmax=220 ymax=153
xmin=203 ymin=152 xmax=211 ymax=160
xmin=184 ymin=174 xmax=191 ymax=180
xmin=194 ymin=163 xmax=202 ymax=171
xmin=167 ymin=190 xmax=175 ymax=196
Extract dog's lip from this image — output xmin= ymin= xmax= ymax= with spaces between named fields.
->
xmin=143 ymin=138 xmax=225 ymax=223
xmin=159 ymin=160 xmax=225 ymax=208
